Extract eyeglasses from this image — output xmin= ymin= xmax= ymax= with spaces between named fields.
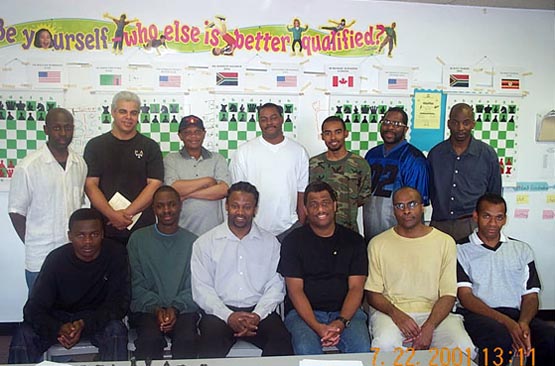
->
xmin=393 ymin=200 xmax=420 ymax=210
xmin=308 ymin=200 xmax=333 ymax=210
xmin=381 ymin=120 xmax=407 ymax=128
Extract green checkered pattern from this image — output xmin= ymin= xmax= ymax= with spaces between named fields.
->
xmin=0 ymin=94 xmax=56 ymax=174
xmin=330 ymin=96 xmax=412 ymax=157
xmin=216 ymin=96 xmax=298 ymax=160
xmin=446 ymin=98 xmax=518 ymax=177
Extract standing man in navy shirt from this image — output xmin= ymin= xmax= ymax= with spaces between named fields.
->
xmin=428 ymin=103 xmax=501 ymax=241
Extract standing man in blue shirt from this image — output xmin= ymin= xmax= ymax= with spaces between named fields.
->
xmin=428 ymin=103 xmax=501 ymax=241
xmin=363 ymin=107 xmax=429 ymax=242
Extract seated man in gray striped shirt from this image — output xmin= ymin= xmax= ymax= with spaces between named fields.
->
xmin=456 ymin=193 xmax=554 ymax=366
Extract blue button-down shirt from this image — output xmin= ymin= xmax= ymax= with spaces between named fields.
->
xmin=428 ymin=136 xmax=502 ymax=221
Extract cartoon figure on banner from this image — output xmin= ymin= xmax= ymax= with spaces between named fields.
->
xmin=143 ymin=35 xmax=167 ymax=55
xmin=103 ymin=12 xmax=139 ymax=55
xmin=33 ymin=28 xmax=53 ymax=49
xmin=205 ymin=16 xmax=236 ymax=56
xmin=378 ymin=22 xmax=396 ymax=58
xmin=286 ymin=18 xmax=308 ymax=57
xmin=319 ymin=18 xmax=356 ymax=33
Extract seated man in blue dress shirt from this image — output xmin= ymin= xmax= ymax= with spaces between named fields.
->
xmin=191 ymin=181 xmax=293 ymax=358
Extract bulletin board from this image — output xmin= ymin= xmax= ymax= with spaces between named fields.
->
xmin=446 ymin=95 xmax=520 ymax=184
xmin=214 ymin=94 xmax=300 ymax=160
xmin=329 ymin=95 xmax=412 ymax=158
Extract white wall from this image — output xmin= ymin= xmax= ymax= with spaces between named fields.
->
xmin=0 ymin=0 xmax=554 ymax=321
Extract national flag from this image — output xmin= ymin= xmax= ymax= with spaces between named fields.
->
xmin=216 ymin=72 xmax=239 ymax=86
xmin=332 ymin=75 xmax=354 ymax=88
xmin=276 ymin=75 xmax=297 ymax=88
xmin=159 ymin=75 xmax=181 ymax=87
xmin=501 ymin=78 xmax=520 ymax=90
xmin=38 ymin=71 xmax=61 ymax=83
xmin=100 ymin=74 xmax=122 ymax=86
xmin=449 ymin=74 xmax=469 ymax=88
xmin=387 ymin=78 xmax=408 ymax=90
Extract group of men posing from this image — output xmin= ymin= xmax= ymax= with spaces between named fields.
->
xmin=7 ymin=91 xmax=554 ymax=365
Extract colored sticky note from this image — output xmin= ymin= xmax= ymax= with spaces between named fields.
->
xmin=516 ymin=194 xmax=529 ymax=204
xmin=547 ymin=194 xmax=555 ymax=204
xmin=514 ymin=208 xmax=529 ymax=219
xmin=542 ymin=210 xmax=555 ymax=220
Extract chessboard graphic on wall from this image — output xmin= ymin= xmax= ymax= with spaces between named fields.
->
xmin=214 ymin=95 xmax=299 ymax=160
xmin=446 ymin=96 xmax=519 ymax=183
xmin=96 ymin=93 xmax=187 ymax=157
xmin=329 ymin=96 xmax=413 ymax=158
xmin=0 ymin=91 xmax=63 ymax=180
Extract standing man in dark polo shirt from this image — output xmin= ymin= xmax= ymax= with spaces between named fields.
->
xmin=428 ymin=103 xmax=501 ymax=241
xmin=279 ymin=181 xmax=370 ymax=355
xmin=84 ymin=91 xmax=164 ymax=244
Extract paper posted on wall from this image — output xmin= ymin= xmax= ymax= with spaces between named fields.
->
xmin=108 ymin=192 xmax=142 ymax=230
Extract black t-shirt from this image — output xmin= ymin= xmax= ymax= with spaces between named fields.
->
xmin=278 ymin=224 xmax=368 ymax=312
xmin=83 ymin=132 xmax=164 ymax=239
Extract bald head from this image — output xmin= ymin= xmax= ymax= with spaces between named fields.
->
xmin=449 ymin=103 xmax=474 ymax=121
xmin=45 ymin=108 xmax=74 ymax=125
xmin=393 ymin=186 xmax=422 ymax=203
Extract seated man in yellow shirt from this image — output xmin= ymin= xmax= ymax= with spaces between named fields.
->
xmin=365 ymin=187 xmax=475 ymax=359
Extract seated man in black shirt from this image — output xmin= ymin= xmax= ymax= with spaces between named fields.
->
xmin=8 ymin=208 xmax=130 ymax=363
xmin=278 ymin=181 xmax=370 ymax=355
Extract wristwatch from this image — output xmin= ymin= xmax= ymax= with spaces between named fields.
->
xmin=335 ymin=316 xmax=351 ymax=327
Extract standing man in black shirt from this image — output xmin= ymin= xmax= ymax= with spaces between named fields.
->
xmin=84 ymin=91 xmax=164 ymax=244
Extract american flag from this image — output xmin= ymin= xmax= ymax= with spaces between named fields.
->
xmin=388 ymin=78 xmax=408 ymax=90
xmin=159 ymin=75 xmax=181 ymax=87
xmin=38 ymin=71 xmax=61 ymax=83
xmin=276 ymin=75 xmax=297 ymax=87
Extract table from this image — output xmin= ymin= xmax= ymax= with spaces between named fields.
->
xmin=37 ymin=349 xmax=477 ymax=366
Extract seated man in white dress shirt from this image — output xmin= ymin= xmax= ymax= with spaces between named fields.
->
xmin=191 ymin=181 xmax=293 ymax=358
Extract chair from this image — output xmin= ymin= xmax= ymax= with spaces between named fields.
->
xmin=43 ymin=341 xmax=98 ymax=361
xmin=127 ymin=328 xmax=262 ymax=358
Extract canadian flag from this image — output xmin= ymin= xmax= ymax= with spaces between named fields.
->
xmin=332 ymin=75 xmax=354 ymax=88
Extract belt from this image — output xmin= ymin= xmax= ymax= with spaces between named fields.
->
xmin=456 ymin=214 xmax=473 ymax=220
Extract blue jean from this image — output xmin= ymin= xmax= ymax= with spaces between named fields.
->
xmin=25 ymin=270 xmax=39 ymax=295
xmin=285 ymin=308 xmax=370 ymax=355
xmin=8 ymin=319 xmax=128 ymax=363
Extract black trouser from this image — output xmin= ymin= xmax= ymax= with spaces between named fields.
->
xmin=130 ymin=312 xmax=199 ymax=360
xmin=459 ymin=307 xmax=555 ymax=366
xmin=197 ymin=307 xmax=292 ymax=358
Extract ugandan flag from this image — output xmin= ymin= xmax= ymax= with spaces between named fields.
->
xmin=501 ymin=78 xmax=520 ymax=90
xmin=449 ymin=74 xmax=469 ymax=88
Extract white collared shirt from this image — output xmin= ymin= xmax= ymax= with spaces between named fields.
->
xmin=8 ymin=144 xmax=87 ymax=271
xmin=191 ymin=221 xmax=285 ymax=322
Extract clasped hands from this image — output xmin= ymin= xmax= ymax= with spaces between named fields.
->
xmin=227 ymin=312 xmax=260 ymax=337
xmin=316 ymin=320 xmax=345 ymax=348
xmin=156 ymin=307 xmax=177 ymax=333
xmin=57 ymin=319 xmax=85 ymax=349
xmin=392 ymin=311 xmax=433 ymax=350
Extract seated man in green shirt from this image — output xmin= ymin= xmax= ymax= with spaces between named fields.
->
xmin=128 ymin=186 xmax=199 ymax=359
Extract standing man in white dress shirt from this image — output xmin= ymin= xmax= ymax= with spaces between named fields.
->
xmin=8 ymin=108 xmax=87 ymax=292
xmin=191 ymin=181 xmax=293 ymax=358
